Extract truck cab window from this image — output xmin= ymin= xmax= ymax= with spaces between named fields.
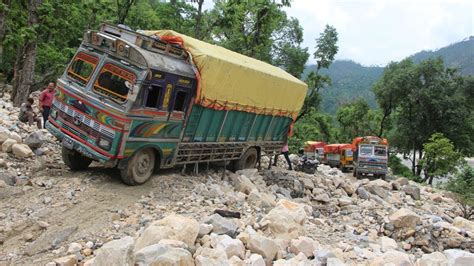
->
xmin=93 ymin=63 xmax=136 ymax=103
xmin=145 ymin=85 xmax=162 ymax=108
xmin=67 ymin=52 xmax=98 ymax=85
xmin=173 ymin=91 xmax=188 ymax=112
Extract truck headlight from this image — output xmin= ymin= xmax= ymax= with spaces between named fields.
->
xmin=97 ymin=137 xmax=112 ymax=151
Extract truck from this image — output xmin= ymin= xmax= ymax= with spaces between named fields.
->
xmin=45 ymin=24 xmax=308 ymax=185
xmin=323 ymin=144 xmax=354 ymax=172
xmin=352 ymin=136 xmax=389 ymax=179
xmin=303 ymin=141 xmax=325 ymax=161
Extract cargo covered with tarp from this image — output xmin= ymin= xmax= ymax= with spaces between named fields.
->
xmin=324 ymin=144 xmax=354 ymax=154
xmin=140 ymin=30 xmax=308 ymax=119
xmin=304 ymin=141 xmax=326 ymax=152
xmin=352 ymin=136 xmax=388 ymax=148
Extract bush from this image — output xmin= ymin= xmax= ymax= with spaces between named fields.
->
xmin=388 ymin=155 xmax=420 ymax=181
xmin=445 ymin=165 xmax=474 ymax=219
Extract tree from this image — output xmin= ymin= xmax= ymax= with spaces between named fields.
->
xmin=116 ymin=0 xmax=136 ymax=24
xmin=445 ymin=165 xmax=474 ymax=219
xmin=289 ymin=109 xmax=335 ymax=152
xmin=296 ymin=25 xmax=338 ymax=122
xmin=420 ymin=133 xmax=462 ymax=185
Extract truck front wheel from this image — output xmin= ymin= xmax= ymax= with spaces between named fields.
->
xmin=233 ymin=147 xmax=258 ymax=171
xmin=62 ymin=146 xmax=92 ymax=171
xmin=120 ymin=149 xmax=155 ymax=186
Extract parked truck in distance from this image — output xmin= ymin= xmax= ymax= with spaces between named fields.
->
xmin=352 ymin=136 xmax=389 ymax=179
xmin=323 ymin=144 xmax=354 ymax=172
xmin=303 ymin=141 xmax=325 ymax=161
xmin=45 ymin=24 xmax=307 ymax=185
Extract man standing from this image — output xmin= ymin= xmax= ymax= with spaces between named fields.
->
xmin=273 ymin=141 xmax=293 ymax=170
xmin=39 ymin=82 xmax=55 ymax=124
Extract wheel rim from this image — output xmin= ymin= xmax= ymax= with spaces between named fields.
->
xmin=132 ymin=149 xmax=155 ymax=183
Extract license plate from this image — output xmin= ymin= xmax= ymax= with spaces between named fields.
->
xmin=63 ymin=136 xmax=74 ymax=149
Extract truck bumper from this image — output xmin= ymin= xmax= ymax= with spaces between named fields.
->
xmin=46 ymin=121 xmax=111 ymax=163
xmin=356 ymin=167 xmax=387 ymax=175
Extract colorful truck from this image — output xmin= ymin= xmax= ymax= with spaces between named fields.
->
xmin=45 ymin=24 xmax=307 ymax=185
xmin=352 ymin=136 xmax=389 ymax=179
xmin=323 ymin=144 xmax=354 ymax=172
xmin=303 ymin=141 xmax=325 ymax=161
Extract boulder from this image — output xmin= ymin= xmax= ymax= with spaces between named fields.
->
xmin=245 ymin=254 xmax=265 ymax=266
xmin=134 ymin=244 xmax=193 ymax=266
xmin=289 ymin=236 xmax=319 ymax=257
xmin=263 ymin=199 xmax=307 ymax=240
xmin=230 ymin=173 xmax=257 ymax=195
xmin=274 ymin=253 xmax=309 ymax=265
xmin=444 ymin=249 xmax=474 ymax=266
xmin=452 ymin=217 xmax=474 ymax=233
xmin=379 ymin=236 xmax=398 ymax=252
xmin=403 ymin=185 xmax=421 ymax=200
xmin=327 ymin=258 xmax=347 ymax=266
xmin=67 ymin=242 xmax=82 ymax=254
xmin=369 ymin=250 xmax=413 ymax=266
xmin=134 ymin=215 xmax=199 ymax=251
xmin=25 ymin=131 xmax=44 ymax=149
xmin=415 ymin=252 xmax=448 ymax=266
xmin=12 ymin=143 xmax=33 ymax=158
xmin=9 ymin=132 xmax=22 ymax=143
xmin=204 ymin=213 xmax=238 ymax=237
xmin=194 ymin=247 xmax=228 ymax=266
xmin=340 ymin=182 xmax=356 ymax=196
xmin=212 ymin=234 xmax=245 ymax=259
xmin=365 ymin=184 xmax=388 ymax=199
xmin=248 ymin=233 xmax=278 ymax=262
xmin=0 ymin=127 xmax=11 ymax=144
xmin=198 ymin=223 xmax=214 ymax=237
xmin=2 ymin=138 xmax=17 ymax=152
xmin=389 ymin=208 xmax=421 ymax=229
xmin=53 ymin=255 xmax=77 ymax=266
xmin=247 ymin=189 xmax=276 ymax=209
xmin=338 ymin=197 xmax=352 ymax=207
xmin=357 ymin=186 xmax=370 ymax=200
xmin=93 ymin=236 xmax=134 ymax=266
xmin=430 ymin=193 xmax=443 ymax=202
xmin=315 ymin=193 xmax=330 ymax=203
xmin=300 ymin=177 xmax=315 ymax=190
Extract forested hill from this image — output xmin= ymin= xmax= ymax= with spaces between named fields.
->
xmin=308 ymin=36 xmax=474 ymax=114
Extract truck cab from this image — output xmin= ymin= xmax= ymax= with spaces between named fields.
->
xmin=323 ymin=143 xmax=354 ymax=172
xmin=352 ymin=136 xmax=389 ymax=179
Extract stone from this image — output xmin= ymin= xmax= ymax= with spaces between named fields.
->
xmin=93 ymin=236 xmax=134 ymax=266
xmin=340 ymin=182 xmax=356 ymax=196
xmin=53 ymin=255 xmax=77 ymax=266
xmin=11 ymin=143 xmax=33 ymax=158
xmin=158 ymin=239 xmax=188 ymax=249
xmin=0 ymin=180 xmax=6 ymax=188
xmin=263 ymin=199 xmax=307 ymax=240
xmin=289 ymin=236 xmax=319 ymax=257
xmin=245 ymin=254 xmax=265 ymax=266
xmin=67 ymin=242 xmax=82 ymax=254
xmin=366 ymin=184 xmax=388 ymax=199
xmin=315 ymin=193 xmax=330 ymax=203
xmin=300 ymin=177 xmax=315 ymax=190
xmin=452 ymin=217 xmax=474 ymax=233
xmin=327 ymin=257 xmax=348 ymax=266
xmin=204 ymin=213 xmax=238 ymax=237
xmin=230 ymin=173 xmax=257 ymax=195
xmin=415 ymin=252 xmax=447 ymax=266
xmin=389 ymin=208 xmax=421 ymax=229
xmin=2 ymin=138 xmax=17 ymax=152
xmin=403 ymin=185 xmax=421 ymax=200
xmin=198 ymin=223 xmax=214 ymax=237
xmin=25 ymin=131 xmax=44 ymax=149
xmin=213 ymin=234 xmax=245 ymax=259
xmin=0 ymin=127 xmax=11 ymax=144
xmin=134 ymin=244 xmax=193 ymax=266
xmin=9 ymin=132 xmax=21 ymax=143
xmin=443 ymin=249 xmax=474 ymax=266
xmin=135 ymin=214 xmax=199 ymax=250
xmin=369 ymin=250 xmax=413 ymax=266
xmin=380 ymin=236 xmax=398 ymax=252
xmin=82 ymin=248 xmax=93 ymax=256
xmin=314 ymin=249 xmax=338 ymax=264
xmin=430 ymin=193 xmax=443 ymax=202
xmin=357 ymin=186 xmax=370 ymax=200
xmin=338 ymin=197 xmax=352 ymax=207
xmin=247 ymin=189 xmax=276 ymax=209
xmin=24 ymin=226 xmax=78 ymax=255
xmin=248 ymin=233 xmax=278 ymax=262
xmin=274 ymin=253 xmax=310 ymax=265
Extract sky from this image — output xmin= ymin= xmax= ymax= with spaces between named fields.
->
xmin=283 ymin=0 xmax=474 ymax=66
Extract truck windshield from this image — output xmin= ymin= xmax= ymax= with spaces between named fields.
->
xmin=93 ymin=63 xmax=137 ymax=103
xmin=359 ymin=145 xmax=373 ymax=156
xmin=374 ymin=146 xmax=387 ymax=156
xmin=67 ymin=52 xmax=99 ymax=86
xmin=345 ymin=149 xmax=353 ymax=156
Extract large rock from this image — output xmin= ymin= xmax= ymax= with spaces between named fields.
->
xmin=0 ymin=127 xmax=11 ymax=144
xmin=444 ymin=249 xmax=474 ymax=266
xmin=403 ymin=185 xmax=421 ymax=200
xmin=194 ymin=247 xmax=228 ymax=266
xmin=9 ymin=132 xmax=22 ymax=143
xmin=134 ymin=215 xmax=199 ymax=251
xmin=53 ymin=255 xmax=77 ymax=266
xmin=248 ymin=233 xmax=278 ymax=262
xmin=263 ymin=199 xmax=307 ymax=240
xmin=93 ymin=236 xmax=134 ymax=266
xmin=357 ymin=186 xmax=370 ymax=200
xmin=452 ymin=217 xmax=474 ymax=233
xmin=212 ymin=234 xmax=245 ymax=259
xmin=24 ymin=226 xmax=78 ymax=255
xmin=12 ymin=143 xmax=33 ymax=158
xmin=289 ymin=236 xmax=319 ymax=257
xmin=365 ymin=183 xmax=388 ymax=199
xmin=389 ymin=208 xmax=421 ymax=229
xmin=340 ymin=182 xmax=356 ymax=196
xmin=245 ymin=254 xmax=265 ymax=266
xmin=369 ymin=250 xmax=413 ymax=266
xmin=247 ymin=189 xmax=276 ymax=209
xmin=380 ymin=236 xmax=398 ymax=252
xmin=134 ymin=244 xmax=193 ymax=266
xmin=25 ymin=131 xmax=44 ymax=149
xmin=204 ymin=214 xmax=238 ymax=237
xmin=230 ymin=173 xmax=257 ymax=195
xmin=415 ymin=252 xmax=448 ymax=266
xmin=2 ymin=138 xmax=17 ymax=152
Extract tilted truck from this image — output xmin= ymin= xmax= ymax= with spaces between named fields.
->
xmin=323 ymin=143 xmax=354 ymax=172
xmin=45 ymin=24 xmax=307 ymax=185
xmin=352 ymin=136 xmax=389 ymax=179
xmin=303 ymin=141 xmax=325 ymax=161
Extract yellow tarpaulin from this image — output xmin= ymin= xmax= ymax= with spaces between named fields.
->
xmin=141 ymin=30 xmax=308 ymax=118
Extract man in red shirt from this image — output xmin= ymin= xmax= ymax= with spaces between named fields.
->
xmin=39 ymin=82 xmax=55 ymax=124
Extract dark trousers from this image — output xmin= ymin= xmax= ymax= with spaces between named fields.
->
xmin=273 ymin=151 xmax=292 ymax=170
xmin=42 ymin=106 xmax=51 ymax=124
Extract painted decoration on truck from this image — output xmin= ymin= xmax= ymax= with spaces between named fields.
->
xmin=130 ymin=120 xmax=182 ymax=139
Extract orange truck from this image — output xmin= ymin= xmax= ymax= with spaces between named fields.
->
xmin=323 ymin=143 xmax=354 ymax=171
xmin=352 ymin=136 xmax=389 ymax=179
xmin=303 ymin=141 xmax=326 ymax=161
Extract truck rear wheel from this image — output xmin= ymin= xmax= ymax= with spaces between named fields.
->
xmin=120 ymin=148 xmax=155 ymax=186
xmin=233 ymin=147 xmax=258 ymax=171
xmin=62 ymin=146 xmax=92 ymax=171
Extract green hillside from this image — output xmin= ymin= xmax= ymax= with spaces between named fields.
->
xmin=307 ymin=36 xmax=474 ymax=114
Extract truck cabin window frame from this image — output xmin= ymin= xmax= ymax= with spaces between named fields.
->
xmin=145 ymin=85 xmax=163 ymax=109
xmin=67 ymin=52 xmax=99 ymax=86
xmin=93 ymin=63 xmax=137 ymax=103
xmin=172 ymin=89 xmax=189 ymax=112
xmin=374 ymin=146 xmax=387 ymax=156
xmin=359 ymin=145 xmax=373 ymax=156
xmin=345 ymin=149 xmax=353 ymax=157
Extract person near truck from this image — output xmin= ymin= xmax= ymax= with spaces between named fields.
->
xmin=273 ymin=141 xmax=293 ymax=170
xmin=18 ymin=98 xmax=42 ymax=129
xmin=39 ymin=82 xmax=55 ymax=124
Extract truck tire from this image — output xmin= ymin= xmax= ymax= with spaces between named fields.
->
xmin=120 ymin=148 xmax=155 ymax=186
xmin=62 ymin=146 xmax=92 ymax=171
xmin=233 ymin=147 xmax=258 ymax=171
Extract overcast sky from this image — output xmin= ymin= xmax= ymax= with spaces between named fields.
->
xmin=283 ymin=0 xmax=473 ymax=66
